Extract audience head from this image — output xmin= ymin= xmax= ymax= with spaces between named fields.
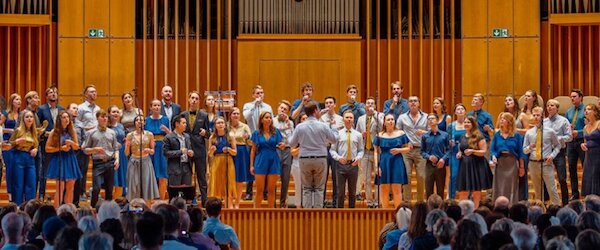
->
xmin=433 ymin=217 xmax=456 ymax=246
xmin=569 ymin=200 xmax=584 ymax=215
xmin=547 ymin=205 xmax=562 ymax=217
xmin=453 ymin=219 xmax=482 ymax=250
xmin=542 ymin=225 xmax=567 ymax=247
xmin=23 ymin=200 xmax=42 ymax=221
xmin=495 ymin=196 xmax=510 ymax=209
xmin=557 ymin=208 xmax=578 ymax=226
xmin=584 ymin=195 xmax=600 ymax=213
xmin=100 ymin=218 xmax=125 ymax=247
xmin=78 ymin=215 xmax=99 ymax=234
xmin=178 ymin=209 xmax=191 ymax=233
xmin=575 ymin=229 xmax=600 ymax=250
xmin=427 ymin=194 xmax=443 ymax=210
xmin=42 ymin=216 xmax=66 ymax=246
xmin=33 ymin=205 xmax=56 ymax=234
xmin=58 ymin=211 xmax=77 ymax=227
xmin=509 ymin=203 xmax=529 ymax=224
xmin=511 ymin=223 xmax=538 ymax=250
xmin=77 ymin=205 xmax=94 ymax=221
xmin=57 ymin=204 xmax=77 ymax=217
xmin=445 ymin=205 xmax=463 ymax=222
xmin=396 ymin=207 xmax=412 ymax=230
xmin=408 ymin=201 xmax=428 ymax=239
xmin=480 ymin=230 xmax=514 ymax=250
xmin=536 ymin=214 xmax=554 ymax=237
xmin=576 ymin=211 xmax=600 ymax=232
xmin=465 ymin=213 xmax=488 ymax=235
xmin=425 ymin=209 xmax=447 ymax=232
xmin=155 ymin=204 xmax=180 ymax=235
xmin=78 ymin=232 xmax=113 ymax=250
xmin=136 ymin=212 xmax=164 ymax=249
xmin=458 ymin=200 xmax=475 ymax=216
xmin=1 ymin=212 xmax=24 ymax=244
xmin=188 ymin=207 xmax=205 ymax=233
xmin=528 ymin=205 xmax=544 ymax=225
xmin=546 ymin=235 xmax=574 ymax=250
xmin=206 ymin=197 xmax=223 ymax=218
xmin=491 ymin=218 xmax=515 ymax=235
xmin=98 ymin=201 xmax=121 ymax=224
xmin=54 ymin=226 xmax=83 ymax=250
xmin=170 ymin=197 xmax=187 ymax=210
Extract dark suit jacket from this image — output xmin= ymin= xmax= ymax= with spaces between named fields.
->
xmin=160 ymin=101 xmax=181 ymax=124
xmin=37 ymin=103 xmax=65 ymax=133
xmin=163 ymin=132 xmax=193 ymax=175
xmin=180 ymin=110 xmax=210 ymax=150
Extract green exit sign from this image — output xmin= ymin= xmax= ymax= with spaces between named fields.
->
xmin=492 ymin=28 xmax=509 ymax=38
xmin=88 ymin=29 xmax=105 ymax=38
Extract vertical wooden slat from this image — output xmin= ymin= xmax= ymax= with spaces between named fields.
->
xmin=47 ymin=0 xmax=52 ymax=85
xmin=568 ymin=27 xmax=572 ymax=90
xmin=143 ymin=0 xmax=147 ymax=105
xmin=217 ymin=0 xmax=221 ymax=88
xmin=419 ymin=0 xmax=423 ymax=99
xmin=185 ymin=0 xmax=189 ymax=94
xmin=588 ymin=25 xmax=593 ymax=93
xmin=376 ymin=0 xmax=381 ymax=103
xmin=387 ymin=0 xmax=391 ymax=84
xmin=398 ymin=0 xmax=402 ymax=84
xmin=408 ymin=0 xmax=413 ymax=95
xmin=366 ymin=0 xmax=371 ymax=97
xmin=206 ymin=0 xmax=211 ymax=90
xmin=175 ymin=0 xmax=179 ymax=94
xmin=577 ymin=26 xmax=582 ymax=88
xmin=27 ymin=27 xmax=31 ymax=90
xmin=228 ymin=0 xmax=231 ymax=90
xmin=3 ymin=28 xmax=8 ymax=95
xmin=17 ymin=27 xmax=21 ymax=93
xmin=547 ymin=14 xmax=552 ymax=97
xmin=429 ymin=0 xmax=434 ymax=99
xmin=153 ymin=0 xmax=158 ymax=106
xmin=440 ymin=0 xmax=445 ymax=97
xmin=558 ymin=26 xmax=563 ymax=92
xmin=37 ymin=26 xmax=42 ymax=87
xmin=164 ymin=0 xmax=168 ymax=88
xmin=451 ymin=0 xmax=455 ymax=104
xmin=195 ymin=0 xmax=200 ymax=92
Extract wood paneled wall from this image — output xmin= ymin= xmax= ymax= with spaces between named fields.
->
xmin=541 ymin=22 xmax=600 ymax=98
xmin=57 ymin=0 xmax=135 ymax=109
xmin=221 ymin=208 xmax=394 ymax=250
xmin=461 ymin=0 xmax=540 ymax=118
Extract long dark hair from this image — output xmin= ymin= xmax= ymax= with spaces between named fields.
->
xmin=258 ymin=111 xmax=277 ymax=135
xmin=52 ymin=110 xmax=78 ymax=148
xmin=407 ymin=201 xmax=428 ymax=239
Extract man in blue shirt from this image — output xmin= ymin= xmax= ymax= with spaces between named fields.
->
xmin=421 ymin=113 xmax=450 ymax=198
xmin=291 ymin=82 xmax=320 ymax=120
xmin=202 ymin=197 xmax=241 ymax=250
xmin=338 ymin=84 xmax=366 ymax=126
xmin=466 ymin=93 xmax=494 ymax=143
xmin=565 ymin=89 xmax=586 ymax=200
xmin=383 ymin=81 xmax=409 ymax=119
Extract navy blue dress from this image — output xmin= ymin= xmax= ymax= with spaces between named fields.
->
xmin=251 ymin=130 xmax=283 ymax=175
xmin=374 ymin=134 xmax=410 ymax=184
xmin=110 ymin=123 xmax=128 ymax=188
xmin=145 ymin=115 xmax=170 ymax=179
xmin=47 ymin=132 xmax=83 ymax=180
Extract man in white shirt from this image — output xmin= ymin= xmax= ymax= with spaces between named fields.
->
xmin=74 ymin=85 xmax=101 ymax=203
xmin=356 ymin=96 xmax=383 ymax=206
xmin=330 ymin=111 xmax=364 ymax=208
xmin=273 ymin=100 xmax=294 ymax=207
xmin=320 ymin=96 xmax=343 ymax=207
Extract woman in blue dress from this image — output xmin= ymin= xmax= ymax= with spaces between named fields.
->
xmin=46 ymin=111 xmax=82 ymax=207
xmin=228 ymin=107 xmax=253 ymax=208
xmin=433 ymin=97 xmax=451 ymax=132
xmin=250 ymin=111 xmax=285 ymax=208
xmin=3 ymin=93 xmax=22 ymax=201
xmin=581 ymin=104 xmax=600 ymax=196
xmin=108 ymin=105 xmax=128 ymax=198
xmin=447 ymin=103 xmax=467 ymax=199
xmin=145 ymin=99 xmax=170 ymax=200
xmin=374 ymin=113 xmax=411 ymax=208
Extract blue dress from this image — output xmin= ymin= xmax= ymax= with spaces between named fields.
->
xmin=47 ymin=132 xmax=82 ymax=180
xmin=251 ymin=130 xmax=283 ymax=175
xmin=438 ymin=114 xmax=448 ymax=132
xmin=582 ymin=129 xmax=600 ymax=196
xmin=373 ymin=134 xmax=410 ymax=184
xmin=110 ymin=123 xmax=128 ymax=189
xmin=2 ymin=111 xmax=17 ymax=194
xmin=448 ymin=122 xmax=466 ymax=199
xmin=144 ymin=116 xmax=170 ymax=179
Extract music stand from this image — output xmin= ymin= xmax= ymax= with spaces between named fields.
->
xmin=168 ymin=185 xmax=197 ymax=201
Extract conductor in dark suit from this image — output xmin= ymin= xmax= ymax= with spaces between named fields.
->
xmin=160 ymin=85 xmax=181 ymax=126
xmin=180 ymin=91 xmax=210 ymax=205
xmin=37 ymin=86 xmax=64 ymax=199
xmin=163 ymin=114 xmax=194 ymax=186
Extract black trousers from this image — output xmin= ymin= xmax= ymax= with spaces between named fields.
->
xmin=192 ymin=145 xmax=208 ymax=206
xmin=425 ymin=161 xmax=446 ymax=198
xmin=91 ymin=159 xmax=115 ymax=207
xmin=73 ymin=151 xmax=90 ymax=204
xmin=567 ymin=139 xmax=585 ymax=197
xmin=553 ymin=149 xmax=569 ymax=205
xmin=336 ymin=162 xmax=359 ymax=208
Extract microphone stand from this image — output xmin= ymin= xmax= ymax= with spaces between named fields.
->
xmin=540 ymin=114 xmax=545 ymax=205
xmin=133 ymin=88 xmax=144 ymax=200
xmin=374 ymin=91 xmax=381 ymax=208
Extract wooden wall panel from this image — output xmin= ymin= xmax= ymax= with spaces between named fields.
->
xmin=462 ymin=0 xmax=488 ymax=38
xmin=84 ymin=39 xmax=110 ymax=95
xmin=514 ymin=38 xmax=540 ymax=94
xmin=257 ymin=61 xmax=300 ymax=100
xmin=110 ymin=0 xmax=135 ymax=38
xmin=486 ymin=95 xmax=507 ymax=122
xmin=58 ymin=0 xmax=84 ymax=37
xmin=84 ymin=0 xmax=110 ymax=36
xmin=110 ymin=39 xmax=135 ymax=96
xmin=57 ymin=38 xmax=84 ymax=95
xmin=488 ymin=0 xmax=514 ymax=35
xmin=488 ymin=39 xmax=514 ymax=95
xmin=462 ymin=39 xmax=488 ymax=95
xmin=237 ymin=41 xmax=361 ymax=107
xmin=514 ymin=0 xmax=539 ymax=37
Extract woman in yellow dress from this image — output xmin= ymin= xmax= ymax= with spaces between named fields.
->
xmin=208 ymin=116 xmax=238 ymax=208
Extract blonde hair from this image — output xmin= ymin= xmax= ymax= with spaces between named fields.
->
xmin=498 ymin=112 xmax=516 ymax=137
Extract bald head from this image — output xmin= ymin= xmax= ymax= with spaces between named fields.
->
xmin=2 ymin=212 xmax=24 ymax=243
xmin=495 ymin=196 xmax=510 ymax=208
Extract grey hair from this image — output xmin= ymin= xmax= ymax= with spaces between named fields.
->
xmin=57 ymin=203 xmax=77 ymax=216
xmin=458 ymin=200 xmax=475 ymax=216
xmin=529 ymin=206 xmax=544 ymax=225
xmin=97 ymin=201 xmax=121 ymax=224
xmin=464 ymin=213 xmax=488 ymax=235
xmin=78 ymin=215 xmax=99 ymax=234
xmin=545 ymin=236 xmax=575 ymax=250
xmin=557 ymin=207 xmax=578 ymax=226
xmin=425 ymin=209 xmax=447 ymax=231
xmin=511 ymin=223 xmax=538 ymax=250
xmin=78 ymin=232 xmax=113 ymax=250
xmin=396 ymin=207 xmax=412 ymax=230
xmin=491 ymin=218 xmax=514 ymax=234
